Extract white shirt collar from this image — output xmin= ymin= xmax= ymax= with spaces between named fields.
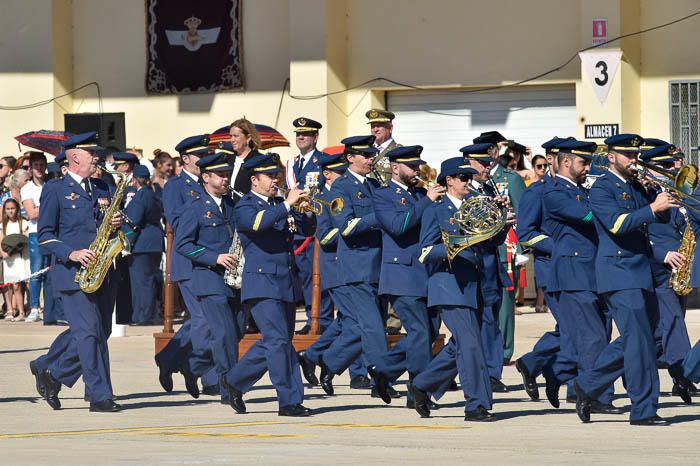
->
xmin=375 ymin=138 xmax=394 ymax=152
xmin=391 ymin=179 xmax=409 ymax=191
xmin=555 ymin=174 xmax=579 ymax=188
xmin=182 ymin=168 xmax=198 ymax=183
xmin=470 ymin=179 xmax=483 ymax=191
xmin=347 ymin=168 xmax=367 ymax=184
xmin=298 ymin=148 xmax=315 ymax=167
xmin=325 ymin=183 xmax=332 ymax=191
xmin=489 ymin=164 xmax=499 ymax=176
xmin=66 ymin=170 xmax=86 ymax=185
xmin=251 ymin=190 xmax=270 ymax=204
xmin=607 ymin=168 xmax=628 ymax=184
xmin=446 ymin=193 xmax=463 ymax=209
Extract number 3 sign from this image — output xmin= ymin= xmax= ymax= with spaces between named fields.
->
xmin=579 ymin=49 xmax=623 ymax=104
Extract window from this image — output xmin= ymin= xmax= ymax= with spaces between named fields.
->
xmin=670 ymin=81 xmax=699 ymax=165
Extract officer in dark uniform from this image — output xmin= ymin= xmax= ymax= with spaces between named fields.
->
xmin=539 ymin=139 xmax=619 ymax=414
xmin=123 ymin=164 xmax=164 ymax=325
xmin=155 ymin=134 xmax=217 ymax=397
xmin=287 ymin=117 xmax=334 ymax=334
xmin=574 ymin=134 xmax=678 ymax=426
xmin=410 ymin=157 xmax=494 ymax=421
xmin=32 ymin=131 xmax=122 ymax=412
xmin=220 ymin=152 xmax=314 ymax=417
xmin=461 ymin=143 xmax=512 ymax=393
xmin=175 ymin=151 xmax=244 ymax=405
xmin=369 ymin=145 xmax=445 ymax=408
xmin=297 ymin=152 xmax=370 ymax=390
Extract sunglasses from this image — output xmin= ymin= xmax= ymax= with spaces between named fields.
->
xmin=535 ymin=163 xmax=548 ymax=169
xmin=457 ymin=174 xmax=472 ymax=182
xmin=22 ymin=165 xmax=30 ymax=170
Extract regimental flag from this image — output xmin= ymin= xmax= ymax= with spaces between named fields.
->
xmin=146 ymin=0 xmax=243 ymax=94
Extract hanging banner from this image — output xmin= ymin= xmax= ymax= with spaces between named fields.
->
xmin=579 ymin=49 xmax=622 ymax=105
xmin=146 ymin=0 xmax=243 ymax=94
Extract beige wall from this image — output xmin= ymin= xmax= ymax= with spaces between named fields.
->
xmin=1 ymin=0 xmax=699 ymax=157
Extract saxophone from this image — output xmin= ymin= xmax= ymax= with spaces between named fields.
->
xmin=74 ymin=165 xmax=131 ymax=293
xmin=223 ymin=188 xmax=244 ymax=289
xmin=669 ymin=210 xmax=696 ymax=296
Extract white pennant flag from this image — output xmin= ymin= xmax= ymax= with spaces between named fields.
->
xmin=579 ymin=49 xmax=623 ymax=105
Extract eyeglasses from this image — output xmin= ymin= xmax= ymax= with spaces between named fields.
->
xmin=457 ymin=174 xmax=472 ymax=182
xmin=22 ymin=165 xmax=30 ymax=170
xmin=535 ymin=164 xmax=548 ymax=169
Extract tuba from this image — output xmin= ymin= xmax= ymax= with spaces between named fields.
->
xmin=75 ymin=165 xmax=131 ymax=293
xmin=441 ymin=195 xmax=507 ymax=263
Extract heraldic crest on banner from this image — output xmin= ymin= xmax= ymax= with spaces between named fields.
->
xmin=146 ymin=0 xmax=243 ymax=94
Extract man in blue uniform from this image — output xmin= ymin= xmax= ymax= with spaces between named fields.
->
xmin=574 ymin=134 xmax=678 ymax=426
xmin=124 ymin=164 xmax=164 ymax=325
xmin=311 ymin=136 xmax=393 ymax=402
xmin=32 ymin=131 xmax=122 ymax=412
xmin=297 ymin=153 xmax=370 ymax=390
xmin=175 ymin=151 xmax=244 ymax=406
xmin=539 ymin=139 xmax=619 ymax=414
xmin=155 ymin=135 xmax=217 ymax=397
xmin=287 ymin=117 xmax=334 ymax=334
xmin=220 ymin=152 xmax=314 ymax=417
xmin=369 ymin=145 xmax=446 ymax=408
xmin=461 ymin=142 xmax=512 ymax=393
xmin=410 ymin=157 xmax=494 ymax=421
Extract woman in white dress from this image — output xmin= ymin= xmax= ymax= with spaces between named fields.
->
xmin=1 ymin=198 xmax=29 ymax=321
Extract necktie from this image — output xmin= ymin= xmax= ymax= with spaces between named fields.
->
xmin=267 ymin=196 xmax=274 ymax=205
xmin=82 ymin=178 xmax=92 ymax=198
xmin=363 ymin=179 xmax=371 ymax=193
xmin=294 ymin=156 xmax=303 ymax=181
xmin=220 ymin=200 xmax=227 ymax=217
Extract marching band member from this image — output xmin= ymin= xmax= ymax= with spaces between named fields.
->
xmin=174 ymin=151 xmax=244 ymax=406
xmin=369 ymin=145 xmax=446 ymax=408
xmin=410 ymin=157 xmax=494 ymax=421
xmin=220 ymin=152 xmax=314 ymax=417
xmin=573 ymin=134 xmax=678 ymax=426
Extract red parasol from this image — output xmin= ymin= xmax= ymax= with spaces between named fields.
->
xmin=209 ymin=123 xmax=290 ymax=150
xmin=15 ymin=130 xmax=73 ymax=156
xmin=321 ymin=145 xmax=345 ymax=155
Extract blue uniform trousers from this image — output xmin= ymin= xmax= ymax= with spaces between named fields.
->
xmin=114 ymin=255 xmax=133 ymax=324
xmin=480 ymin=300 xmax=504 ymax=380
xmin=49 ymin=289 xmax=114 ymax=402
xmin=224 ymin=298 xmax=304 ymax=407
xmin=653 ymin=287 xmax=690 ymax=367
xmin=682 ymin=340 xmax=700 ymax=382
xmin=177 ymin=280 xmax=218 ymax=387
xmin=519 ymin=292 xmax=561 ymax=376
xmin=305 ymin=289 xmax=366 ymax=378
xmin=294 ymin=240 xmax=334 ymax=329
xmin=320 ymin=283 xmax=387 ymax=374
xmin=374 ymin=295 xmax=431 ymax=381
xmin=576 ymin=289 xmax=660 ymax=421
xmin=42 ymin=272 xmax=65 ymax=323
xmin=128 ymin=253 xmax=161 ymax=324
xmin=155 ymin=319 xmax=192 ymax=373
xmin=199 ymin=294 xmax=244 ymax=382
xmin=414 ymin=306 xmax=492 ymax=412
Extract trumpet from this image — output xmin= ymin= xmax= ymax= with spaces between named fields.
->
xmin=277 ymin=186 xmax=345 ymax=215
xmin=416 ymin=164 xmax=438 ymax=188
xmin=628 ymin=161 xmax=700 ymax=213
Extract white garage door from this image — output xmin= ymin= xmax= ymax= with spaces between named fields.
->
xmin=388 ymin=85 xmax=577 ymax=169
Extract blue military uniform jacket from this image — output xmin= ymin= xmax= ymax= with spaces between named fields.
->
xmin=648 ymin=205 xmax=684 ymax=289
xmin=233 ymin=192 xmax=316 ymax=303
xmin=418 ymin=197 xmax=481 ymax=309
xmin=373 ymin=180 xmax=432 ymax=298
xmin=542 ymin=176 xmax=597 ymax=292
xmin=289 ymin=149 xmax=325 ymax=242
xmin=38 ymin=175 xmax=113 ymax=292
xmin=589 ymin=171 xmax=670 ymax=293
xmin=517 ymin=177 xmax=554 ymax=290
xmin=162 ymin=171 xmax=204 ymax=282
xmin=174 ymin=191 xmax=238 ymax=298
xmin=123 ymin=186 xmax=164 ymax=254
xmin=331 ymin=172 xmax=382 ymax=286
xmin=316 ymin=186 xmax=343 ymax=292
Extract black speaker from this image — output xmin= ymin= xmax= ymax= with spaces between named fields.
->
xmin=64 ymin=113 xmax=126 ymax=151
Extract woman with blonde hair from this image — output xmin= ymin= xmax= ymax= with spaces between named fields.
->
xmin=229 ymin=118 xmax=261 ymax=195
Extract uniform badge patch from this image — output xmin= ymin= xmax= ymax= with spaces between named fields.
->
xmin=205 ymin=211 xmax=213 ymax=218
xmin=190 ymin=190 xmax=198 ymax=197
xmin=449 ymin=217 xmax=455 ymax=225
xmin=357 ymin=191 xmax=364 ymax=199
xmin=400 ymin=197 xmax=407 ymax=205
xmin=65 ymin=193 xmax=79 ymax=201
xmin=576 ymin=194 xmax=583 ymax=202
xmin=97 ymin=197 xmax=109 ymax=209
xmin=395 ymin=188 xmax=402 ymax=194
xmin=621 ymin=192 xmax=630 ymax=200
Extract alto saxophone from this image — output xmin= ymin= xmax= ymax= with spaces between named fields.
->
xmin=669 ymin=211 xmax=696 ymax=296
xmin=75 ymin=165 xmax=131 ymax=293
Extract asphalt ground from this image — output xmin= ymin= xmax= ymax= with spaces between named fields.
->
xmin=1 ymin=307 xmax=699 ymax=465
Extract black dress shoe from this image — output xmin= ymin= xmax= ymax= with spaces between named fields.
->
xmin=295 ymin=324 xmax=311 ymax=335
xmin=406 ymin=398 xmax=440 ymax=411
xmin=515 ymin=358 xmax=539 ymax=401
xmin=630 ymin=415 xmax=671 ymax=426
xmin=297 ymin=351 xmax=319 ymax=386
xmin=319 ymin=358 xmax=334 ymax=396
xmin=38 ymin=369 xmax=61 ymax=410
xmin=89 ymin=399 xmax=122 ymax=412
xmin=464 ymin=406 xmax=496 ymax=422
xmin=573 ymin=380 xmax=591 ymax=423
xmin=181 ymin=367 xmax=199 ymax=399
xmin=368 ymin=366 xmax=391 ymax=404
xmin=490 ymin=377 xmax=509 ymax=393
xmin=158 ymin=365 xmax=174 ymax=393
xmin=671 ymin=379 xmax=693 ymax=404
xmin=688 ymin=383 xmax=700 ymax=397
xmin=447 ymin=380 xmax=459 ymax=391
xmin=220 ymin=377 xmax=246 ymax=414
xmin=372 ymin=385 xmax=404 ymax=399
xmin=590 ymin=401 xmax=624 ymax=415
xmin=201 ymin=384 xmax=220 ymax=396
xmin=409 ymin=384 xmax=431 ymax=418
xmin=349 ymin=375 xmax=371 ymax=390
xmin=29 ymin=360 xmax=45 ymax=398
xmin=544 ymin=377 xmax=560 ymax=409
xmin=278 ymin=403 xmax=312 ymax=417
